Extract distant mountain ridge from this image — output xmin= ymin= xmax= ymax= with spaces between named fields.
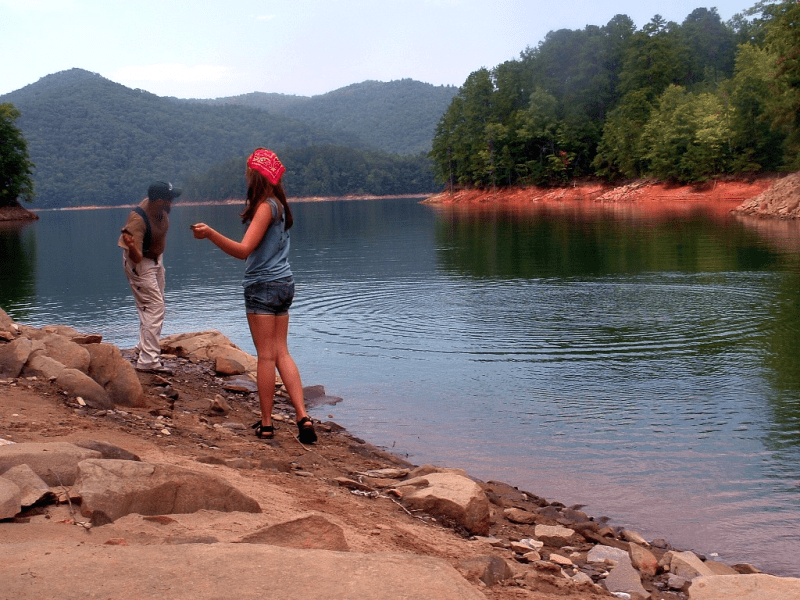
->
xmin=189 ymin=79 xmax=458 ymax=155
xmin=1 ymin=69 xmax=454 ymax=207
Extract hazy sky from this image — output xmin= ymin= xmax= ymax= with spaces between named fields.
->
xmin=2 ymin=0 xmax=754 ymax=99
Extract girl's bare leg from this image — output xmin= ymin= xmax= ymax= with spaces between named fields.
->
xmin=247 ymin=313 xmax=310 ymax=426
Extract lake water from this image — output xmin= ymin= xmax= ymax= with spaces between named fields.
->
xmin=2 ymin=196 xmax=800 ymax=575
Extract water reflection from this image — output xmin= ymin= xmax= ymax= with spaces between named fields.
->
xmin=0 ymin=221 xmax=37 ymax=316
xmin=430 ymin=200 xmax=793 ymax=278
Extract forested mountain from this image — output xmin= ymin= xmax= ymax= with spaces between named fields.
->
xmin=190 ymin=80 xmax=458 ymax=155
xmin=0 ymin=70 xmax=445 ymax=207
xmin=431 ymin=2 xmax=800 ymax=188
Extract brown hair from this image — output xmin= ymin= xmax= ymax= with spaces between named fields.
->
xmin=240 ymin=165 xmax=293 ymax=229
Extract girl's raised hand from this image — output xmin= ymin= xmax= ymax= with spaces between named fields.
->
xmin=190 ymin=223 xmax=210 ymax=239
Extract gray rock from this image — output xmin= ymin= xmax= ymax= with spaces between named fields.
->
xmin=621 ymin=528 xmax=649 ymax=546
xmin=396 ymin=471 xmax=491 ymax=535
xmin=236 ymin=514 xmax=349 ymax=551
xmin=73 ymin=459 xmax=262 ymax=522
xmin=0 ymin=336 xmax=33 ymax=378
xmin=668 ymin=550 xmax=716 ymax=580
xmin=55 ymin=367 xmax=113 ymax=408
xmin=668 ymin=574 xmax=689 ymax=590
xmin=588 ymin=544 xmax=631 ymax=566
xmin=689 ymin=573 xmax=800 ymax=599
xmin=0 ymin=441 xmax=102 ymax=486
xmin=0 ymin=477 xmax=22 ymax=519
xmin=1 ymin=463 xmax=54 ymax=507
xmin=604 ymin=556 xmax=649 ymax=600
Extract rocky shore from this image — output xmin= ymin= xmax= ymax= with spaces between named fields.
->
xmin=423 ymin=173 xmax=800 ymax=220
xmin=2 ymin=308 xmax=800 ymax=599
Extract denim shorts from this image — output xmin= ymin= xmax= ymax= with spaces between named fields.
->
xmin=244 ymin=277 xmax=294 ymax=316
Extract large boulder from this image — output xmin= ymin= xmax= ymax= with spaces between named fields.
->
xmin=0 ymin=308 xmax=18 ymax=339
xmin=73 ymin=459 xmax=262 ymax=522
xmin=55 ymin=368 xmax=113 ymax=408
xmin=0 ymin=336 xmax=33 ymax=378
xmin=395 ymin=469 xmax=490 ymax=535
xmin=21 ymin=353 xmax=66 ymax=380
xmin=0 ymin=477 xmax=23 ymax=519
xmin=29 ymin=332 xmax=91 ymax=373
xmin=0 ymin=442 xmax=102 ymax=486
xmin=1 ymin=463 xmax=54 ymax=507
xmin=85 ymin=342 xmax=144 ymax=407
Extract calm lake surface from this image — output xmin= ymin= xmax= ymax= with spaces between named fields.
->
xmin=2 ymin=196 xmax=800 ymax=575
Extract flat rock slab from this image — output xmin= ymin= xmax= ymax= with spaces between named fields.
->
xmin=1 ymin=541 xmax=484 ymax=600
xmin=0 ymin=442 xmax=102 ymax=486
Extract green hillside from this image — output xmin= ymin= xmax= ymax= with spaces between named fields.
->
xmin=1 ymin=69 xmax=446 ymax=207
xmin=193 ymin=79 xmax=458 ymax=155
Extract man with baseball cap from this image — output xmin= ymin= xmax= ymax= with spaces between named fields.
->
xmin=118 ymin=180 xmax=181 ymax=373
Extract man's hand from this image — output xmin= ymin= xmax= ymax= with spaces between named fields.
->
xmin=121 ymin=231 xmax=143 ymax=263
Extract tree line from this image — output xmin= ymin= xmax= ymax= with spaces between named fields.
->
xmin=430 ymin=1 xmax=800 ymax=188
xmin=183 ymin=145 xmax=436 ymax=200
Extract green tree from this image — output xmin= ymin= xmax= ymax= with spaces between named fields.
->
xmin=0 ymin=103 xmax=35 ymax=206
xmin=592 ymin=90 xmax=653 ymax=179
xmin=515 ymin=88 xmax=561 ymax=183
xmin=640 ymin=85 xmax=734 ymax=182
xmin=679 ymin=8 xmax=737 ymax=85
xmin=618 ymin=16 xmax=688 ymax=99
xmin=726 ymin=43 xmax=785 ymax=172
xmin=764 ymin=1 xmax=800 ymax=168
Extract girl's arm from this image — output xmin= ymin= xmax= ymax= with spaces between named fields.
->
xmin=191 ymin=201 xmax=273 ymax=260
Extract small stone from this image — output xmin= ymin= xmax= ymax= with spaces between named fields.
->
xmin=549 ymin=553 xmax=574 ymax=566
xmin=667 ymin=574 xmax=688 ymax=590
xmin=505 ymin=507 xmax=538 ymax=524
xmin=620 ymin=529 xmax=648 ymax=546
xmin=208 ymin=394 xmax=231 ymax=415
xmin=521 ymin=551 xmax=541 ymax=562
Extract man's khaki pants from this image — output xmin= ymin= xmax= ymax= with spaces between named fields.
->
xmin=123 ymin=252 xmax=166 ymax=369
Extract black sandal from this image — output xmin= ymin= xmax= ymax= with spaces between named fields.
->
xmin=297 ymin=416 xmax=317 ymax=444
xmin=251 ymin=421 xmax=275 ymax=440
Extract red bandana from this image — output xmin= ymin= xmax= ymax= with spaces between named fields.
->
xmin=247 ymin=148 xmax=285 ymax=185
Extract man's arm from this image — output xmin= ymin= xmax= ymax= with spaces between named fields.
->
xmin=121 ymin=229 xmax=143 ymax=263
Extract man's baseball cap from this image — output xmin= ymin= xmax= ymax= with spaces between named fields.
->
xmin=148 ymin=181 xmax=182 ymax=202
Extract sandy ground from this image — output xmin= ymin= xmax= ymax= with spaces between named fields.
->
xmin=1 ymin=357 xmax=617 ymax=600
